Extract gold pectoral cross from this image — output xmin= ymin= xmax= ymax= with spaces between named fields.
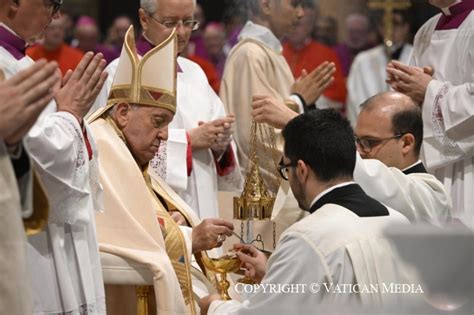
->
xmin=368 ymin=0 xmax=411 ymax=52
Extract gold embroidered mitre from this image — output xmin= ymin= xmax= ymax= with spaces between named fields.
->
xmin=88 ymin=25 xmax=177 ymax=122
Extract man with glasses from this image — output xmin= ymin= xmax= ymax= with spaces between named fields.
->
xmin=200 ymin=110 xmax=410 ymax=314
xmin=92 ymin=0 xmax=243 ymax=223
xmin=353 ymin=91 xmax=451 ymax=226
xmin=252 ymin=91 xmax=451 ymax=227
xmin=0 ymin=0 xmax=108 ymax=314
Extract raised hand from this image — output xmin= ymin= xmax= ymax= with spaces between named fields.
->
xmin=0 ymin=60 xmax=60 ymax=145
xmin=192 ymin=218 xmax=234 ymax=253
xmin=55 ymin=52 xmax=108 ymax=121
xmin=188 ymin=116 xmax=235 ymax=151
xmin=234 ymin=243 xmax=267 ymax=284
xmin=386 ymin=60 xmax=433 ymax=105
xmin=291 ymin=61 xmax=336 ymax=105
xmin=252 ymin=95 xmax=298 ymax=129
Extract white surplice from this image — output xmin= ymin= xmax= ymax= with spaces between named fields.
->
xmin=208 ymin=191 xmax=410 ymax=314
xmin=0 ymin=47 xmax=105 ymax=314
xmin=91 ymin=56 xmax=242 ymax=220
xmin=354 ymin=154 xmax=451 ymax=226
xmin=0 ymin=142 xmax=32 ymax=315
xmin=410 ymin=11 xmax=474 ymax=228
xmin=346 ymin=44 xmax=413 ymax=127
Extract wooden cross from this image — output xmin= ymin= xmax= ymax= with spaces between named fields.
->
xmin=368 ymin=0 xmax=411 ymax=50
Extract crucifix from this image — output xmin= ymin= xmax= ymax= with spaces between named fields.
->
xmin=368 ymin=0 xmax=411 ymax=54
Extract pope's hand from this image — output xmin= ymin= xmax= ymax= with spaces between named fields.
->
xmin=0 ymin=60 xmax=60 ymax=145
xmin=291 ymin=61 xmax=335 ymax=105
xmin=55 ymin=52 xmax=108 ymax=121
xmin=192 ymin=218 xmax=234 ymax=253
xmin=252 ymin=95 xmax=298 ymax=129
xmin=234 ymin=243 xmax=267 ymax=284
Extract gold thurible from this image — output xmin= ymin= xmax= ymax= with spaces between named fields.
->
xmin=234 ymin=120 xmax=280 ymax=223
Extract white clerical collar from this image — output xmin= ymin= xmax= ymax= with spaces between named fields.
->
xmin=309 ymin=181 xmax=356 ymax=209
xmin=238 ymin=21 xmax=282 ymax=53
xmin=402 ymin=160 xmax=423 ymax=172
xmin=441 ymin=0 xmax=462 ymax=16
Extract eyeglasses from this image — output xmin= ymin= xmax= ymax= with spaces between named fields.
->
xmin=354 ymin=134 xmax=403 ymax=153
xmin=44 ymin=0 xmax=62 ymax=16
xmin=278 ymin=158 xmax=297 ymax=181
xmin=148 ymin=15 xmax=199 ymax=31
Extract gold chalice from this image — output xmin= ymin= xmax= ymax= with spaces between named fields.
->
xmin=202 ymin=252 xmax=242 ymax=300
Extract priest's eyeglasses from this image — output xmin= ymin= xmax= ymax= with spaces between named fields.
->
xmin=354 ymin=134 xmax=403 ymax=153
xmin=44 ymin=0 xmax=62 ymax=16
xmin=149 ymin=15 xmax=200 ymax=31
xmin=278 ymin=158 xmax=298 ymax=181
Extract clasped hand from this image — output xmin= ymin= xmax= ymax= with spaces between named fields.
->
xmin=188 ymin=114 xmax=235 ymax=153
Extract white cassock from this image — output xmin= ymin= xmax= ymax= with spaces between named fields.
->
xmin=346 ymin=44 xmax=413 ymax=127
xmin=91 ymin=56 xmax=242 ymax=219
xmin=208 ymin=183 xmax=411 ymax=314
xmin=410 ymin=12 xmax=474 ymax=228
xmin=0 ymin=47 xmax=105 ymax=313
xmin=354 ymin=154 xmax=452 ymax=226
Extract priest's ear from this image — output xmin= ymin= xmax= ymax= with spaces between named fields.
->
xmin=400 ymin=133 xmax=416 ymax=157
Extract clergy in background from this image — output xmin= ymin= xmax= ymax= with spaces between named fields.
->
xmin=387 ymin=0 xmax=474 ymax=228
xmin=91 ymin=0 xmax=243 ymax=222
xmin=220 ymin=0 xmax=336 ymax=194
xmin=0 ymin=61 xmax=58 ymax=315
xmin=282 ymin=0 xmax=347 ymax=111
xmin=347 ymin=10 xmax=413 ymax=127
xmin=88 ymin=26 xmax=235 ymax=315
xmin=27 ymin=15 xmax=84 ymax=76
xmin=0 ymin=0 xmax=109 ymax=313
xmin=200 ymin=110 xmax=410 ymax=314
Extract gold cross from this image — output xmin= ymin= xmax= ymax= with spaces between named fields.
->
xmin=368 ymin=0 xmax=411 ymax=49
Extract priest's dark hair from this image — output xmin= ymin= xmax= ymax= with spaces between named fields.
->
xmin=282 ymin=109 xmax=356 ymax=182
xmin=391 ymin=106 xmax=423 ymax=156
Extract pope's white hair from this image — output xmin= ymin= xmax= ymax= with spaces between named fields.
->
xmin=140 ymin=0 xmax=197 ymax=14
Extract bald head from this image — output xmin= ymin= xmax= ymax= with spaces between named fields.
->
xmin=361 ymin=91 xmax=417 ymax=113
xmin=360 ymin=91 xmax=423 ymax=156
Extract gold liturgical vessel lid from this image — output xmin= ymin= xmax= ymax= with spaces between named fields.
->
xmin=233 ymin=121 xmax=279 ymax=221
